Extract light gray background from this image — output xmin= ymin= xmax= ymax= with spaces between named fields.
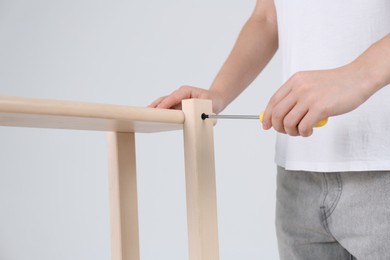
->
xmin=0 ymin=0 xmax=281 ymax=259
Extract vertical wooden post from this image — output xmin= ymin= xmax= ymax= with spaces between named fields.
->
xmin=182 ymin=99 xmax=220 ymax=260
xmin=108 ymin=132 xmax=140 ymax=260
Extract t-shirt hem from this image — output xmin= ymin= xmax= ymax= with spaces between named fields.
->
xmin=275 ymin=158 xmax=390 ymax=172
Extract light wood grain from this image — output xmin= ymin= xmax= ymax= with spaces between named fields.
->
xmin=182 ymin=99 xmax=220 ymax=260
xmin=1 ymin=95 xmax=221 ymax=259
xmin=0 ymin=96 xmax=184 ymax=133
xmin=108 ymin=132 xmax=140 ymax=260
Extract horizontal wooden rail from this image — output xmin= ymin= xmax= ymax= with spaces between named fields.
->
xmin=0 ymin=97 xmax=220 ymax=260
xmin=0 ymin=96 xmax=184 ymax=133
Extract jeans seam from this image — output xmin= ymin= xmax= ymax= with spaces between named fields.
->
xmin=320 ymin=205 xmax=331 ymax=234
xmin=320 ymin=173 xmax=332 ymax=233
xmin=325 ymin=172 xmax=343 ymax=218
xmin=320 ymin=173 xmax=343 ymax=234
xmin=321 ymin=172 xmax=329 ymax=209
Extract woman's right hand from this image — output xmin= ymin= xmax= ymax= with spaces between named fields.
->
xmin=148 ymin=85 xmax=225 ymax=114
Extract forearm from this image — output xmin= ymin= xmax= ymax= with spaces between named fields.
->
xmin=149 ymin=0 xmax=278 ymax=113
xmin=209 ymin=15 xmax=278 ymax=113
xmin=352 ymin=33 xmax=390 ymax=97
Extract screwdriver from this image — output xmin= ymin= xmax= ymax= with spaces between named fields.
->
xmin=201 ymin=112 xmax=328 ymax=128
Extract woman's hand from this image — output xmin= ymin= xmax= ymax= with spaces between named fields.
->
xmin=262 ymin=64 xmax=375 ymax=137
xmin=262 ymin=34 xmax=390 ymax=137
xmin=149 ymin=85 xmax=225 ymax=114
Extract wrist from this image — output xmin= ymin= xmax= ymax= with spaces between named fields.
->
xmin=349 ymin=34 xmax=390 ymax=95
xmin=209 ymin=89 xmax=227 ymax=114
xmin=347 ymin=58 xmax=383 ymax=100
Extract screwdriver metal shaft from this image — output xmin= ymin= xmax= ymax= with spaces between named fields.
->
xmin=201 ymin=113 xmax=259 ymax=120
xmin=201 ymin=112 xmax=328 ymax=128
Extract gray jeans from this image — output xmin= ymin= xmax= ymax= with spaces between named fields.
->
xmin=276 ymin=166 xmax=390 ymax=260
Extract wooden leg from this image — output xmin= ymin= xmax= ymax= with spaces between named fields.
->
xmin=108 ymin=132 xmax=140 ymax=260
xmin=182 ymin=99 xmax=220 ymax=260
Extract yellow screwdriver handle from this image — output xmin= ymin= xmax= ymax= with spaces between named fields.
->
xmin=259 ymin=112 xmax=328 ymax=128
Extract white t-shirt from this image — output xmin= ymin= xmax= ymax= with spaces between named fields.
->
xmin=273 ymin=0 xmax=390 ymax=172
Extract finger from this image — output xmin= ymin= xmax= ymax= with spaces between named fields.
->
xmin=283 ymin=104 xmax=308 ymax=136
xmin=172 ymin=104 xmax=182 ymax=110
xmin=297 ymin=109 xmax=324 ymax=137
xmin=271 ymin=94 xmax=298 ymax=134
xmin=148 ymin=96 xmax=167 ymax=108
xmin=262 ymin=82 xmax=293 ymax=130
xmin=156 ymin=88 xmax=192 ymax=109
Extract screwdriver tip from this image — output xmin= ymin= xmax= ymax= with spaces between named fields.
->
xmin=201 ymin=113 xmax=209 ymax=120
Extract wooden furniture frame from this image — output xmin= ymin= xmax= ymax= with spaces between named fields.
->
xmin=0 ymin=96 xmax=219 ymax=260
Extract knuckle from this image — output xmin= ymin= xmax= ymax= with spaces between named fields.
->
xmin=292 ymin=83 xmax=311 ymax=97
xmin=312 ymin=103 xmax=330 ymax=118
xmin=171 ymin=91 xmax=181 ymax=100
xmin=273 ymin=110 xmax=284 ymax=122
xmin=164 ymin=94 xmax=180 ymax=106
xmin=283 ymin=118 xmax=296 ymax=130
xmin=287 ymin=130 xmax=299 ymax=136
xmin=291 ymin=71 xmax=304 ymax=83
xmin=269 ymin=97 xmax=278 ymax=107
xmin=306 ymin=93 xmax=317 ymax=103
xmin=179 ymin=85 xmax=189 ymax=91
xmin=321 ymin=104 xmax=331 ymax=118
xmin=284 ymin=119 xmax=299 ymax=136
xmin=299 ymin=125 xmax=312 ymax=137
xmin=276 ymin=128 xmax=287 ymax=134
xmin=290 ymin=72 xmax=311 ymax=93
xmin=268 ymin=93 xmax=280 ymax=106
xmin=272 ymin=114 xmax=286 ymax=134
